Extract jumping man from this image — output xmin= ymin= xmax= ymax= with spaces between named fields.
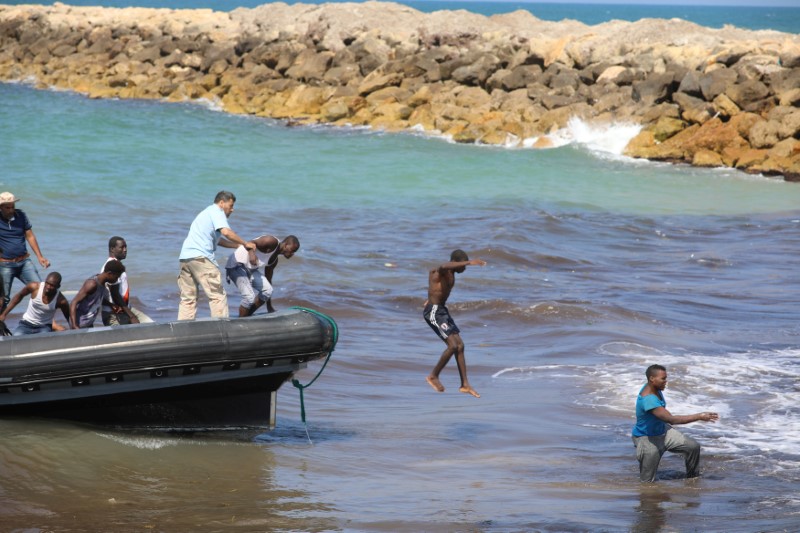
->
xmin=423 ymin=249 xmax=486 ymax=398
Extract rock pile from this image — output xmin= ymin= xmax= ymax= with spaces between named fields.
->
xmin=1 ymin=2 xmax=799 ymax=179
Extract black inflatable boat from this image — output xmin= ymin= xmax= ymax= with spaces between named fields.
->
xmin=0 ymin=307 xmax=337 ymax=428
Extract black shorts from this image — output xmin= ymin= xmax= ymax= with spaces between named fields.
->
xmin=423 ymin=303 xmax=459 ymax=341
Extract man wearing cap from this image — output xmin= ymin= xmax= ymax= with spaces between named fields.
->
xmin=0 ymin=191 xmax=50 ymax=313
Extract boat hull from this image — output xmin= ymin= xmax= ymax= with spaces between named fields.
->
xmin=0 ymin=308 xmax=337 ymax=428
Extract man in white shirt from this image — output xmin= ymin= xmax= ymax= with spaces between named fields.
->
xmin=0 ymin=272 xmax=70 ymax=335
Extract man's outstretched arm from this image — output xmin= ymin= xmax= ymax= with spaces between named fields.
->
xmin=651 ymin=406 xmax=719 ymax=425
xmin=439 ymin=259 xmax=487 ymax=271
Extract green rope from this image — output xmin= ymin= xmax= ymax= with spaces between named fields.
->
xmin=290 ymin=307 xmax=338 ymax=425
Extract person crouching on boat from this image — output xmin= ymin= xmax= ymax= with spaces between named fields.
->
xmin=225 ymin=235 xmax=299 ymax=317
xmin=0 ymin=272 xmax=70 ymax=335
xmin=70 ymin=260 xmax=124 ymax=329
xmin=101 ymin=236 xmax=153 ymax=326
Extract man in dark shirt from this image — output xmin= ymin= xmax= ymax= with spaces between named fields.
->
xmin=0 ymin=191 xmax=50 ymax=313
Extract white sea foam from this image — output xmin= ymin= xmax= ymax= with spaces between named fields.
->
xmin=536 ymin=117 xmax=643 ymax=157
xmin=191 ymin=96 xmax=224 ymax=113
xmin=96 ymin=432 xmax=184 ymax=450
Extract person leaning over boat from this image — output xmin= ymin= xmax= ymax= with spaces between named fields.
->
xmin=0 ymin=191 xmax=51 ymax=314
xmin=225 ymin=235 xmax=300 ymax=317
xmin=177 ymin=191 xmax=254 ymax=320
xmin=632 ymin=364 xmax=719 ymax=482
xmin=101 ymin=236 xmax=153 ymax=326
xmin=70 ymin=260 xmax=125 ymax=329
xmin=0 ymin=272 xmax=70 ymax=335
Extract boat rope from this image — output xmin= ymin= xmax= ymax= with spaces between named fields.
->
xmin=290 ymin=307 xmax=338 ymax=440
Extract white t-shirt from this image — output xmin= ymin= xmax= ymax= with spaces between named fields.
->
xmin=225 ymin=235 xmax=280 ymax=272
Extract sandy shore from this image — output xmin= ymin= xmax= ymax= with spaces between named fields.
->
xmin=1 ymin=2 xmax=799 ymax=179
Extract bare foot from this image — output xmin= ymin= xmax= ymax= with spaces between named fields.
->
xmin=459 ymin=386 xmax=480 ymax=398
xmin=426 ymin=376 xmax=445 ymax=392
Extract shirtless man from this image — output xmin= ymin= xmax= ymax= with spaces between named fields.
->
xmin=423 ymin=249 xmax=487 ymax=398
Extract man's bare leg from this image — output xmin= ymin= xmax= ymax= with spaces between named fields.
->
xmin=454 ymin=345 xmax=480 ymax=398
xmin=427 ymin=342 xmax=456 ymax=392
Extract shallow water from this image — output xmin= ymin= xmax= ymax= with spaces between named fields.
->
xmin=2 ymin=81 xmax=800 ymax=530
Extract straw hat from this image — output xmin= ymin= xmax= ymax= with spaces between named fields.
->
xmin=0 ymin=192 xmax=19 ymax=204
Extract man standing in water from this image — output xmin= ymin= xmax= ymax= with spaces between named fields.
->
xmin=423 ymin=249 xmax=486 ymax=398
xmin=632 ymin=364 xmax=719 ymax=482
xmin=177 ymin=191 xmax=253 ymax=320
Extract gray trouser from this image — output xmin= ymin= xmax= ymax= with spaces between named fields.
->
xmin=632 ymin=427 xmax=701 ymax=482
xmin=102 ymin=307 xmax=154 ymax=326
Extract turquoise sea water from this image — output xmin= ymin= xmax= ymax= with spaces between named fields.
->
xmin=1 ymin=1 xmax=800 ymax=531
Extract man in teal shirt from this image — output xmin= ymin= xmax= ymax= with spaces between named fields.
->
xmin=632 ymin=364 xmax=719 ymax=482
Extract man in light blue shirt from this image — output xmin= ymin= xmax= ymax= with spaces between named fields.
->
xmin=177 ymin=191 xmax=253 ymax=320
xmin=632 ymin=364 xmax=719 ymax=482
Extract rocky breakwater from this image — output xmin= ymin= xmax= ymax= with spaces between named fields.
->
xmin=1 ymin=2 xmax=799 ymax=179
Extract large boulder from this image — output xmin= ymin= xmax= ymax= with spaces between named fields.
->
xmin=699 ymin=68 xmax=737 ymax=101
xmin=673 ymin=92 xmax=714 ymax=124
xmin=451 ymin=52 xmax=501 ymax=86
xmin=285 ymin=49 xmax=334 ymax=83
xmin=632 ymin=73 xmax=677 ymax=106
xmin=725 ymin=79 xmax=771 ymax=110
xmin=501 ymin=64 xmax=542 ymax=91
xmin=748 ymin=120 xmax=781 ymax=149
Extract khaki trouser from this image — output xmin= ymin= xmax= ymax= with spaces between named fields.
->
xmin=177 ymin=257 xmax=229 ymax=320
xmin=633 ymin=427 xmax=701 ymax=482
xmin=102 ymin=307 xmax=154 ymax=326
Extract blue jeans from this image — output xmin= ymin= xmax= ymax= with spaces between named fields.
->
xmin=13 ymin=319 xmax=53 ymax=335
xmin=0 ymin=258 xmax=41 ymax=312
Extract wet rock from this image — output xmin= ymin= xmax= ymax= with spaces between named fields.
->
xmin=651 ymin=116 xmax=686 ymax=142
xmin=693 ymin=149 xmax=724 ymax=167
